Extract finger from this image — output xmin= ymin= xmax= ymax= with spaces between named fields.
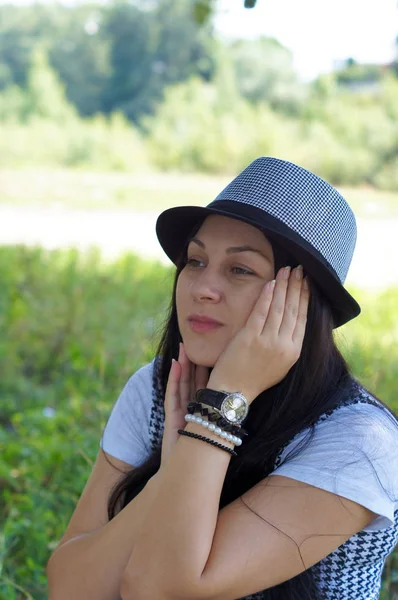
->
xmin=245 ymin=278 xmax=276 ymax=336
xmin=262 ymin=266 xmax=291 ymax=335
xmin=178 ymin=343 xmax=192 ymax=410
xmin=292 ymin=276 xmax=310 ymax=346
xmin=189 ymin=366 xmax=196 ymax=406
xmin=278 ymin=265 xmax=304 ymax=338
xmin=189 ymin=359 xmax=198 ymax=408
xmin=165 ymin=358 xmax=181 ymax=415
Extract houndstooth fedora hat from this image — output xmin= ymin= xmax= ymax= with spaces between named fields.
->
xmin=156 ymin=156 xmax=361 ymax=328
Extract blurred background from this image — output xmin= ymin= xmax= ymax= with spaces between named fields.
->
xmin=0 ymin=0 xmax=397 ymax=598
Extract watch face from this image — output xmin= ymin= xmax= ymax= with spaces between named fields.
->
xmin=221 ymin=393 xmax=248 ymax=423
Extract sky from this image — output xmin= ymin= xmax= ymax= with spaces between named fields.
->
xmin=214 ymin=0 xmax=398 ymax=80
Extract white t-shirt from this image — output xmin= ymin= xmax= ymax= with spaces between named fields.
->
xmin=100 ymin=359 xmax=398 ymax=533
xmin=100 ymin=360 xmax=155 ymax=467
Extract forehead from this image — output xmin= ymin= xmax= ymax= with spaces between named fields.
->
xmin=192 ymin=214 xmax=273 ymax=252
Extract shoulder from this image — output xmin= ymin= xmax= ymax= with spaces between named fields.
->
xmin=272 ymin=384 xmax=398 ymax=531
xmin=115 ymin=357 xmax=160 ymax=421
xmin=103 ymin=357 xmax=158 ymax=427
xmin=274 ymin=382 xmax=398 ymax=489
xmin=99 ymin=357 xmax=159 ymax=466
xmin=286 ymin=383 xmax=397 ymax=448
xmin=124 ymin=357 xmax=156 ymax=396
xmin=319 ymin=384 xmax=398 ymax=439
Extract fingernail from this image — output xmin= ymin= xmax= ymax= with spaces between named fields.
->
xmin=267 ymin=279 xmax=276 ymax=291
xmin=295 ymin=265 xmax=303 ymax=280
xmin=303 ymin=277 xmax=309 ymax=290
xmin=284 ymin=266 xmax=291 ymax=279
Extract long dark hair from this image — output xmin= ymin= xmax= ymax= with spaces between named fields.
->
xmin=104 ymin=225 xmax=398 ymax=599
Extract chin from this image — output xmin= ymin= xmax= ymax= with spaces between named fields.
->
xmin=182 ymin=337 xmax=221 ymax=368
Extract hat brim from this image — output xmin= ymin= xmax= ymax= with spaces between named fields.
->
xmin=156 ymin=202 xmax=361 ymax=328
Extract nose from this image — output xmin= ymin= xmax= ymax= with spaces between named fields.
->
xmin=190 ymin=268 xmax=222 ymax=303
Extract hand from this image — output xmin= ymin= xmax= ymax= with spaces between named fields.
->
xmin=161 ymin=343 xmax=209 ymax=467
xmin=207 ymin=265 xmax=310 ymax=403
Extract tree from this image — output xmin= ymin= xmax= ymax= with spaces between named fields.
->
xmin=102 ymin=0 xmax=216 ymax=123
xmin=26 ymin=47 xmax=76 ymax=121
xmin=335 ymin=58 xmax=384 ymax=87
xmin=0 ymin=3 xmax=110 ymax=116
xmin=0 ymin=4 xmax=48 ymax=90
xmin=228 ymin=37 xmax=305 ymax=114
xmin=49 ymin=5 xmax=111 ymax=116
xmin=193 ymin=0 xmax=258 ymax=24
xmin=0 ymin=1 xmax=216 ymax=121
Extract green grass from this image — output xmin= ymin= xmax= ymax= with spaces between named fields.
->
xmin=1 ymin=168 xmax=397 ymax=216
xmin=0 ymin=245 xmax=397 ymax=599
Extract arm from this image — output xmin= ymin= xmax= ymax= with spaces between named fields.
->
xmin=46 ymin=450 xmax=164 ymax=600
xmin=120 ymin=413 xmax=376 ymax=600
xmin=120 ymin=270 xmax=375 ymax=599
xmin=120 ymin=417 xmax=234 ymax=598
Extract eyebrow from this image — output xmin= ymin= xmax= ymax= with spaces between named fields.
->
xmin=187 ymin=237 xmax=270 ymax=260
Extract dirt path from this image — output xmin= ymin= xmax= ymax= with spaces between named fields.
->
xmin=1 ymin=205 xmax=397 ymax=291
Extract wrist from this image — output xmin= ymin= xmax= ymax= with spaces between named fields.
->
xmin=206 ymin=379 xmax=255 ymax=404
xmin=206 ymin=378 xmax=237 ymax=394
xmin=185 ymin=421 xmax=235 ymax=451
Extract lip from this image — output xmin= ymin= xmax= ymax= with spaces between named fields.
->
xmin=187 ymin=314 xmax=224 ymax=333
xmin=188 ymin=314 xmax=224 ymax=325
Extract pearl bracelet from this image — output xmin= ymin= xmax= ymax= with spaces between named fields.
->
xmin=184 ymin=414 xmax=243 ymax=446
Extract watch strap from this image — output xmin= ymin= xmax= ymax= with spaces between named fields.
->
xmin=195 ymin=388 xmax=228 ymax=411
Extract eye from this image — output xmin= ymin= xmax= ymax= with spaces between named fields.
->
xmin=185 ymin=258 xmax=254 ymax=276
xmin=231 ymin=266 xmax=254 ymax=276
xmin=186 ymin=258 xmax=204 ymax=268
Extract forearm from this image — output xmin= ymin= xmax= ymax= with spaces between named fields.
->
xmin=121 ymin=421 xmax=233 ymax=598
xmin=47 ymin=472 xmax=163 ymax=600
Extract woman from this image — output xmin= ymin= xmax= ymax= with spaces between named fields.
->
xmin=47 ymin=157 xmax=398 ymax=600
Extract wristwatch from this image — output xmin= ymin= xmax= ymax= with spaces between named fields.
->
xmin=195 ymin=389 xmax=249 ymax=425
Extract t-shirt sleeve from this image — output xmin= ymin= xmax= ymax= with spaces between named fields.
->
xmin=99 ymin=359 xmax=155 ymax=467
xmin=270 ymin=403 xmax=398 ymax=532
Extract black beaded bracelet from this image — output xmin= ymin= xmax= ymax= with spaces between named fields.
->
xmin=177 ymin=429 xmax=237 ymax=456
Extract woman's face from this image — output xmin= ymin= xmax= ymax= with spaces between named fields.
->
xmin=176 ymin=214 xmax=275 ymax=367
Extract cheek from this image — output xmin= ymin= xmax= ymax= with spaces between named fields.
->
xmin=176 ymin=273 xmax=190 ymax=328
xmin=230 ymin=288 xmax=262 ymax=332
xmin=175 ymin=274 xmax=186 ymax=309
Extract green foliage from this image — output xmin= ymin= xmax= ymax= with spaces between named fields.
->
xmin=193 ymin=0 xmax=257 ymax=24
xmin=0 ymin=0 xmax=216 ymax=121
xmin=0 ymin=112 xmax=149 ymax=170
xmin=335 ymin=287 xmax=398 ymax=408
xmin=0 ymin=85 xmax=27 ymax=122
xmin=140 ymin=73 xmax=396 ymax=190
xmin=193 ymin=0 xmax=215 ymax=24
xmin=143 ymin=74 xmax=398 ymax=190
xmin=102 ymin=0 xmax=216 ymax=122
xmin=143 ymin=76 xmax=257 ymax=173
xmin=24 ymin=47 xmax=76 ymax=122
xmin=0 ymin=245 xmax=397 ymax=598
xmin=0 ymin=2 xmax=398 ymax=189
xmin=0 ymin=245 xmax=172 ymax=597
xmin=336 ymin=58 xmax=384 ymax=86
xmin=228 ymin=37 xmax=306 ymax=115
